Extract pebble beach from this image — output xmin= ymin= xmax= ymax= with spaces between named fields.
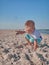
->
xmin=0 ymin=30 xmax=49 ymax=65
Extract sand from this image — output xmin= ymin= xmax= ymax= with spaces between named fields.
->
xmin=0 ymin=30 xmax=49 ymax=65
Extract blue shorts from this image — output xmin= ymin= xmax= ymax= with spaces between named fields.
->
xmin=25 ymin=34 xmax=42 ymax=44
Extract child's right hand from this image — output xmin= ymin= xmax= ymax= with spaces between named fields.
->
xmin=16 ymin=30 xmax=25 ymax=35
xmin=33 ymin=40 xmax=38 ymax=51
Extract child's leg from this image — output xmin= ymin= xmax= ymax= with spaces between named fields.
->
xmin=33 ymin=40 xmax=38 ymax=50
xmin=25 ymin=34 xmax=34 ymax=46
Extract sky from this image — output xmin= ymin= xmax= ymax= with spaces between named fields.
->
xmin=0 ymin=0 xmax=49 ymax=29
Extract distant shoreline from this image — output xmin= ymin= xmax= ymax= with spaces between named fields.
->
xmin=0 ymin=29 xmax=49 ymax=34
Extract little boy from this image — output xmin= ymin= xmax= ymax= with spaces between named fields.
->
xmin=16 ymin=20 xmax=42 ymax=50
xmin=24 ymin=20 xmax=42 ymax=50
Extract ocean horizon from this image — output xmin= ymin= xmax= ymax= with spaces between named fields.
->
xmin=38 ymin=29 xmax=49 ymax=34
xmin=0 ymin=29 xmax=49 ymax=34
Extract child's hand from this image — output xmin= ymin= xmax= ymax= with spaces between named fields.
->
xmin=16 ymin=30 xmax=25 ymax=35
xmin=33 ymin=40 xmax=38 ymax=51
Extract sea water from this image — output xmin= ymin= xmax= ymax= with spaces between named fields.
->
xmin=38 ymin=29 xmax=49 ymax=34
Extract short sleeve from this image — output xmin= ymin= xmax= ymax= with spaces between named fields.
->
xmin=31 ymin=30 xmax=41 ymax=39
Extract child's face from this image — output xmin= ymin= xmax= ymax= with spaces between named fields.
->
xmin=25 ymin=25 xmax=35 ymax=34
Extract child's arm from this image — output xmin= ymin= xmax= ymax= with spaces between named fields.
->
xmin=34 ymin=40 xmax=38 ymax=50
xmin=16 ymin=30 xmax=26 ymax=35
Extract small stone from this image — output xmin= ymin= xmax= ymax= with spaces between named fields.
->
xmin=13 ymin=54 xmax=20 ymax=62
xmin=47 ymin=61 xmax=49 ymax=64
xmin=3 ymin=48 xmax=9 ymax=53
xmin=8 ymin=54 xmax=13 ymax=59
xmin=36 ymin=53 xmax=46 ymax=62
xmin=3 ymin=54 xmax=8 ymax=60
xmin=0 ymin=62 xmax=2 ymax=65
xmin=43 ymin=49 xmax=48 ymax=52
xmin=45 ymin=54 xmax=48 ymax=58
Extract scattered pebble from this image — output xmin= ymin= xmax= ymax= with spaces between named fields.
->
xmin=0 ymin=30 xmax=49 ymax=65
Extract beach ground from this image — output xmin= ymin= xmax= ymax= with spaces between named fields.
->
xmin=0 ymin=30 xmax=49 ymax=65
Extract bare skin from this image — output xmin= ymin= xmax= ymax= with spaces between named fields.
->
xmin=16 ymin=30 xmax=25 ymax=35
xmin=33 ymin=40 xmax=38 ymax=50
